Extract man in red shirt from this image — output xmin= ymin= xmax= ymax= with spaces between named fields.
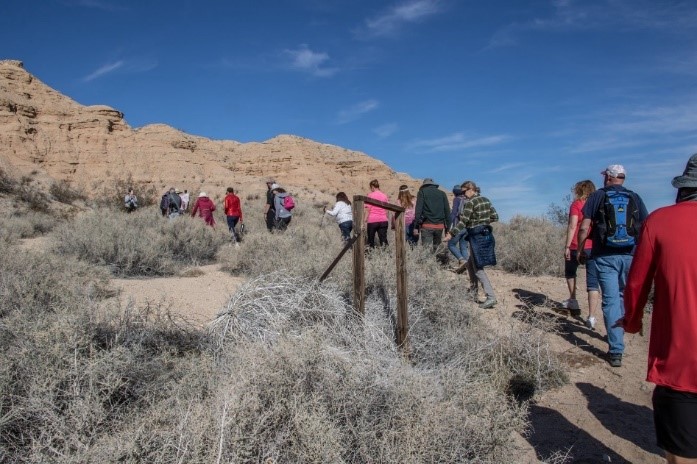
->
xmin=624 ymin=153 xmax=697 ymax=463
xmin=223 ymin=187 xmax=243 ymax=244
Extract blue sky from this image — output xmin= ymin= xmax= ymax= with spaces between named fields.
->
xmin=3 ymin=0 xmax=696 ymax=219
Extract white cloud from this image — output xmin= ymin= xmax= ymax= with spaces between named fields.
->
xmin=357 ymin=0 xmax=444 ymax=38
xmin=284 ymin=44 xmax=338 ymax=77
xmin=337 ymin=100 xmax=379 ymax=124
xmin=407 ymin=132 xmax=509 ymax=153
xmin=373 ymin=123 xmax=398 ymax=138
xmin=82 ymin=60 xmax=124 ymax=82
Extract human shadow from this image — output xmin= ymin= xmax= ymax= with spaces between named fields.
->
xmin=526 ymin=403 xmax=627 ymax=463
xmin=512 ymin=288 xmax=607 ymax=360
xmin=576 ymin=382 xmax=663 ymax=458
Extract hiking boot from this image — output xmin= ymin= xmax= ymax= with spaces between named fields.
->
xmin=609 ymin=354 xmax=622 ymax=368
xmin=562 ymin=298 xmax=580 ymax=310
xmin=450 ymin=259 xmax=468 ymax=273
xmin=585 ymin=316 xmax=596 ymax=330
xmin=479 ymin=297 xmax=497 ymax=309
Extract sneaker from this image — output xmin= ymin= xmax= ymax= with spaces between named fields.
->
xmin=479 ymin=297 xmax=497 ymax=309
xmin=609 ymin=354 xmax=622 ymax=368
xmin=562 ymin=298 xmax=580 ymax=310
xmin=454 ymin=259 xmax=468 ymax=273
xmin=585 ymin=316 xmax=596 ymax=330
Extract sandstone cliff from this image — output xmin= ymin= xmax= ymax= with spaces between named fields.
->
xmin=0 ymin=59 xmax=415 ymax=202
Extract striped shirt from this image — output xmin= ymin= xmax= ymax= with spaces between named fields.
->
xmin=449 ymin=194 xmax=498 ymax=235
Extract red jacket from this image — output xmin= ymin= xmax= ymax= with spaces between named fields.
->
xmin=624 ymin=201 xmax=697 ymax=393
xmin=191 ymin=196 xmax=216 ymax=226
xmin=223 ymin=193 xmax=242 ymax=220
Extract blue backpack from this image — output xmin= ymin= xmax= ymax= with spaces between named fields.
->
xmin=596 ymin=188 xmax=640 ymax=248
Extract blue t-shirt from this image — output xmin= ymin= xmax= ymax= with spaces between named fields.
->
xmin=582 ymin=185 xmax=649 ymax=256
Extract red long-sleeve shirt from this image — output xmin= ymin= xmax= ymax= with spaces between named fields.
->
xmin=624 ymin=201 xmax=697 ymax=394
xmin=223 ymin=193 xmax=243 ymax=220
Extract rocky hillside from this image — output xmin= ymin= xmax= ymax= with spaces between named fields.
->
xmin=0 ymin=59 xmax=414 ymax=201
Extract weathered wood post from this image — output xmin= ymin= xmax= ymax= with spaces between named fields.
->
xmin=352 ymin=197 xmax=366 ymax=315
xmin=394 ymin=209 xmax=408 ymax=349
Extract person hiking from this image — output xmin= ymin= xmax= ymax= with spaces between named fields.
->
xmin=191 ymin=191 xmax=216 ymax=227
xmin=325 ymin=192 xmax=353 ymax=241
xmin=448 ymin=184 xmax=469 ymax=272
xmin=563 ymin=179 xmax=600 ymax=329
xmin=365 ymin=179 xmax=389 ymax=248
xmin=124 ymin=188 xmax=138 ymax=213
xmin=273 ymin=187 xmax=293 ymax=231
xmin=624 ymin=153 xmax=697 ymax=463
xmin=180 ymin=189 xmax=190 ymax=211
xmin=577 ymin=164 xmax=648 ymax=367
xmin=395 ymin=185 xmax=417 ymax=245
xmin=164 ymin=187 xmax=182 ymax=219
xmin=444 ymin=181 xmax=498 ymax=309
xmin=223 ymin=187 xmax=243 ymax=244
xmin=414 ymin=178 xmax=451 ymax=252
xmin=264 ymin=179 xmax=277 ymax=232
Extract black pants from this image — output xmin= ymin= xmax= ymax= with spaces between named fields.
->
xmin=266 ymin=209 xmax=276 ymax=232
xmin=367 ymin=221 xmax=388 ymax=248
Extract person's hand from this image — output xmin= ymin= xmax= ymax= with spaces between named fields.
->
xmin=413 ymin=228 xmax=419 ymax=236
xmin=577 ymin=251 xmax=587 ymax=265
xmin=564 ymin=247 xmax=571 ymax=260
xmin=443 ymin=232 xmax=451 ymax=241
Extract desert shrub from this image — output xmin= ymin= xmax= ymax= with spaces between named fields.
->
xmin=94 ymin=173 xmax=160 ymax=210
xmin=52 ymin=208 xmax=228 ymax=276
xmin=0 ymin=168 xmax=18 ymax=194
xmin=49 ymin=179 xmax=86 ymax=204
xmin=495 ymin=215 xmax=564 ymax=276
xmin=0 ymin=211 xmax=56 ymax=241
xmin=15 ymin=182 xmax=50 ymax=212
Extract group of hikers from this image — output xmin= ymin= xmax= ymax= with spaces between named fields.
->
xmin=119 ymin=154 xmax=697 ymax=462
xmin=561 ymin=157 xmax=697 ymax=464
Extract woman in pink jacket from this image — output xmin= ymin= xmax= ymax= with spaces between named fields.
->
xmin=191 ymin=192 xmax=216 ymax=227
xmin=365 ymin=179 xmax=389 ymax=248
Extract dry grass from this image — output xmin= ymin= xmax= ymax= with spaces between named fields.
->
xmin=52 ymin=208 xmax=229 ymax=276
xmin=495 ymin=215 xmax=565 ymax=276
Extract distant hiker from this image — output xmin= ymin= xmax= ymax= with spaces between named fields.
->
xmin=180 ymin=189 xmax=190 ymax=211
xmin=563 ymin=180 xmax=600 ymax=328
xmin=447 ymin=184 xmax=469 ymax=272
xmin=365 ymin=179 xmax=389 ymax=248
xmin=124 ymin=188 xmax=138 ymax=213
xmin=273 ymin=187 xmax=293 ymax=231
xmin=325 ymin=192 xmax=353 ymax=241
xmin=264 ymin=179 xmax=277 ymax=232
xmin=414 ymin=178 xmax=451 ymax=252
xmin=577 ymin=164 xmax=648 ymax=368
xmin=223 ymin=187 xmax=243 ymax=243
xmin=396 ymin=185 xmax=417 ymax=245
xmin=191 ymin=191 xmax=216 ymax=227
xmin=624 ymin=153 xmax=697 ymax=463
xmin=161 ymin=187 xmax=182 ymax=219
xmin=444 ymin=181 xmax=498 ymax=309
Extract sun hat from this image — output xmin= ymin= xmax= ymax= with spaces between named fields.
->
xmin=422 ymin=178 xmax=437 ymax=186
xmin=601 ymin=164 xmax=626 ymax=178
xmin=270 ymin=183 xmax=280 ymax=190
xmin=672 ymin=153 xmax=697 ymax=189
xmin=198 ymin=192 xmax=207 ymax=198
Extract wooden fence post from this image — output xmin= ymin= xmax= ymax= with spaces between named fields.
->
xmin=352 ymin=198 xmax=366 ymax=315
xmin=394 ymin=210 xmax=409 ymax=350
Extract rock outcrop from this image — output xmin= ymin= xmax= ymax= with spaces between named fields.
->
xmin=0 ymin=59 xmax=414 ymax=202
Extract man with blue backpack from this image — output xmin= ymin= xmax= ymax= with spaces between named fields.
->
xmin=577 ymin=164 xmax=648 ymax=367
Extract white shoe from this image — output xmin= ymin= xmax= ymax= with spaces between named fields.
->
xmin=585 ymin=316 xmax=596 ymax=330
xmin=562 ymin=298 xmax=580 ymax=310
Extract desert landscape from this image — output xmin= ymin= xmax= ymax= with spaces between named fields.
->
xmin=1 ymin=60 xmax=663 ymax=463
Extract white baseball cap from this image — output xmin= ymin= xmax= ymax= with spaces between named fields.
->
xmin=601 ymin=164 xmax=626 ymax=178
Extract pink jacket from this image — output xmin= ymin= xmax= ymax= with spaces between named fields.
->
xmin=366 ymin=190 xmax=389 ymax=223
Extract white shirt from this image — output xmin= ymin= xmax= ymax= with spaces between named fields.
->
xmin=326 ymin=201 xmax=353 ymax=224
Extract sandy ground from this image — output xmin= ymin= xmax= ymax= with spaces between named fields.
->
xmin=18 ymin=237 xmax=662 ymax=463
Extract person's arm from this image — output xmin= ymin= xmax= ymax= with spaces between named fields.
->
xmin=326 ymin=202 xmax=340 ymax=217
xmin=624 ymin=220 xmax=656 ymax=333
xmin=413 ymin=191 xmax=423 ymax=234
xmin=565 ymin=214 xmax=579 ymax=260
xmin=576 ymin=217 xmax=591 ymax=261
xmin=489 ymin=203 xmax=499 ymax=223
xmin=444 ymin=194 xmax=452 ymax=229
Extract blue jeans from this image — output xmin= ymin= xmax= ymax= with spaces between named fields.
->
xmin=448 ymin=229 xmax=469 ymax=261
xmin=226 ymin=216 xmax=240 ymax=241
xmin=338 ymin=220 xmax=353 ymax=241
xmin=595 ymin=254 xmax=633 ymax=355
